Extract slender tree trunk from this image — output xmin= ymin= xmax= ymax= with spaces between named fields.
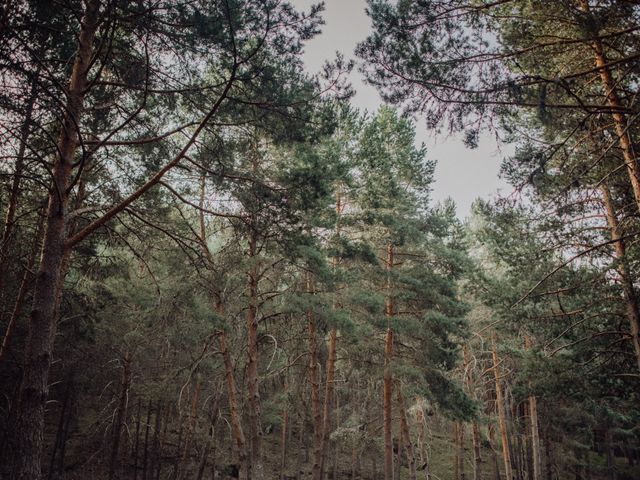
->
xmin=143 ymin=398 xmax=152 ymax=480
xmin=320 ymin=328 xmax=337 ymax=479
xmin=308 ymin=272 xmax=324 ymax=480
xmin=384 ymin=328 xmax=394 ymax=480
xmin=524 ymin=336 xmax=542 ymax=480
xmin=577 ymin=0 xmax=640 ymax=214
xmin=109 ymin=353 xmax=131 ymax=480
xmin=384 ymin=242 xmax=395 ymax=480
xmin=280 ymin=378 xmax=289 ymax=480
xmin=12 ymin=3 xmax=100 ymax=478
xmin=133 ymin=398 xmax=142 ymax=480
xmin=397 ymin=386 xmax=418 ymax=480
xmin=457 ymin=422 xmax=466 ymax=480
xmin=0 ymin=77 xmax=37 ymax=307
xmin=600 ymin=184 xmax=640 ymax=372
xmin=492 ymin=333 xmax=513 ymax=480
xmin=246 ymin=223 xmax=264 ymax=480
xmin=463 ymin=346 xmax=482 ymax=480
xmin=219 ymin=331 xmax=248 ymax=480
xmin=177 ymin=379 xmax=202 ymax=480
xmin=0 ymin=208 xmax=45 ymax=364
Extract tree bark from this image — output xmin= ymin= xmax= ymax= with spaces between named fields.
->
xmin=308 ymin=272 xmax=324 ymax=480
xmin=524 ymin=337 xmax=542 ymax=480
xmin=492 ymin=333 xmax=513 ymax=480
xmin=280 ymin=378 xmax=289 ymax=480
xmin=219 ymin=331 xmax=248 ymax=480
xmin=384 ymin=328 xmax=394 ymax=480
xmin=384 ymin=242 xmax=395 ymax=480
xmin=320 ymin=328 xmax=337 ymax=479
xmin=575 ymin=0 xmax=640 ymax=216
xmin=12 ymin=3 xmax=100 ymax=478
xmin=397 ymin=386 xmax=418 ymax=480
xmin=246 ymin=222 xmax=264 ymax=480
xmin=600 ymin=184 xmax=640 ymax=372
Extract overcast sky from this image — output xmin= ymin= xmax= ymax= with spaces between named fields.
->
xmin=298 ymin=0 xmax=513 ymax=218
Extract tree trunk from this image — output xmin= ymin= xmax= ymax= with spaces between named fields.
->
xmin=524 ymin=337 xmax=542 ymax=480
xmin=134 ymin=398 xmax=142 ymax=480
xmin=384 ymin=328 xmax=394 ymax=480
xmin=320 ymin=328 xmax=337 ymax=479
xmin=177 ymin=379 xmax=202 ymax=480
xmin=0 ymin=208 xmax=45 ymax=364
xmin=384 ymin=242 xmax=395 ymax=480
xmin=601 ymin=184 xmax=640 ymax=372
xmin=12 ymin=3 xmax=100 ymax=478
xmin=397 ymin=386 xmax=418 ymax=480
xmin=280 ymin=378 xmax=289 ymax=480
xmin=0 ymin=77 xmax=37 ymax=308
xmin=308 ymin=272 xmax=324 ymax=480
xmin=577 ymin=0 xmax=640 ymax=215
xmin=463 ymin=346 xmax=481 ymax=480
xmin=488 ymin=423 xmax=502 ymax=480
xmin=219 ymin=331 xmax=248 ymax=480
xmin=246 ymin=225 xmax=264 ymax=480
xmin=108 ymin=353 xmax=131 ymax=480
xmin=492 ymin=333 xmax=513 ymax=480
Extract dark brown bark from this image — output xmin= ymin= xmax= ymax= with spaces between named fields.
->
xmin=108 ymin=353 xmax=131 ymax=480
xmin=12 ymin=3 xmax=100 ymax=478
xmin=397 ymin=386 xmax=418 ymax=480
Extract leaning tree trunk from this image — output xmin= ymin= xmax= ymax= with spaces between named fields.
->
xmin=12 ymin=2 xmax=100 ymax=478
xmin=492 ymin=333 xmax=513 ymax=480
xmin=601 ymin=184 xmax=640 ymax=372
xmin=577 ymin=0 xmax=640 ymax=215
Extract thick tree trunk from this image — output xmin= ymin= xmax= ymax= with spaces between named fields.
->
xmin=108 ymin=353 xmax=131 ymax=480
xmin=12 ymin=3 xmax=100 ymax=478
xmin=308 ymin=273 xmax=324 ymax=480
xmin=600 ymin=184 xmax=640 ymax=372
xmin=492 ymin=334 xmax=513 ymax=480
xmin=219 ymin=331 xmax=248 ymax=479
xmin=397 ymin=386 xmax=418 ymax=480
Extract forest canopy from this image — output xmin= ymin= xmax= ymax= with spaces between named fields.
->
xmin=1 ymin=1 xmax=639 ymax=480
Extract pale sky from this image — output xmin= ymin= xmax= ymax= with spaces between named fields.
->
xmin=297 ymin=0 xmax=512 ymax=218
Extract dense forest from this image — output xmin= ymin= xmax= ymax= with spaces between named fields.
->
xmin=1 ymin=1 xmax=639 ymax=479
